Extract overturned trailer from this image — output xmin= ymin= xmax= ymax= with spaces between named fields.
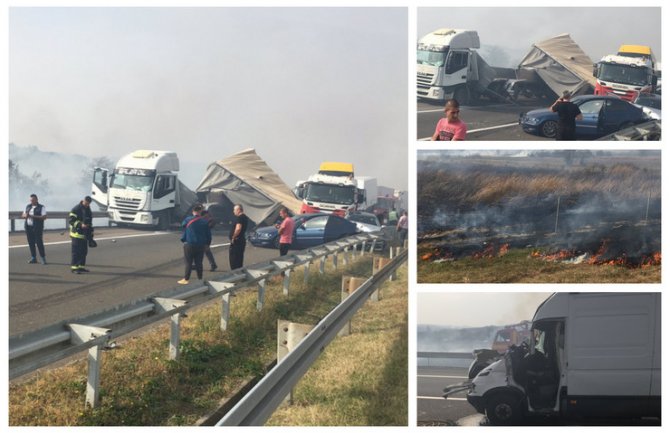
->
xmin=515 ymin=33 xmax=596 ymax=98
xmin=196 ymin=149 xmax=303 ymax=227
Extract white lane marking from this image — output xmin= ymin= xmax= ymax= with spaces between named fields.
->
xmin=418 ymin=375 xmax=468 ymax=379
xmin=211 ymin=243 xmax=231 ymax=248
xmin=9 ymin=231 xmax=172 ymax=249
xmin=418 ymin=122 xmax=519 ymax=140
xmin=417 ymin=104 xmax=512 ymax=114
xmin=418 ymin=396 xmax=467 ymax=401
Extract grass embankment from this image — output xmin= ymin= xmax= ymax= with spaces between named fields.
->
xmin=418 ymin=247 xmax=660 ymax=283
xmin=10 ymin=256 xmax=407 ymax=426
xmin=267 ymin=266 xmax=408 ymax=426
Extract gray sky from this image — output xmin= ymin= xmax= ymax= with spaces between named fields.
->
xmin=9 ymin=7 xmax=408 ymax=190
xmin=418 ymin=7 xmax=661 ymax=66
xmin=418 ymin=292 xmax=552 ymax=327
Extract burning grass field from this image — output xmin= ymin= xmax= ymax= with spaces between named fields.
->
xmin=418 ymin=151 xmax=661 ymax=283
xmin=418 ymin=245 xmax=660 ymax=284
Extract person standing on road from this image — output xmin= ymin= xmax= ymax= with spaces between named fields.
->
xmin=229 ymin=204 xmax=249 ymax=270
xmin=396 ymin=210 xmax=408 ymax=247
xmin=201 ymin=209 xmax=218 ymax=271
xmin=431 ymin=99 xmax=467 ymax=141
xmin=23 ymin=193 xmax=48 ymax=264
xmin=69 ymin=196 xmax=93 ymax=274
xmin=178 ymin=204 xmax=211 ymax=284
xmin=550 ymin=90 xmax=583 ymax=140
xmin=276 ymin=207 xmax=295 ymax=256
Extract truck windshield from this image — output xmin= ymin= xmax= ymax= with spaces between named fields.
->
xmin=599 ymin=63 xmax=650 ymax=86
xmin=111 ymin=169 xmax=155 ymax=192
xmin=305 ymin=183 xmax=356 ymax=205
xmin=417 ymin=50 xmax=447 ymax=67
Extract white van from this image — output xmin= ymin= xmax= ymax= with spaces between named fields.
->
xmin=466 ymin=293 xmax=661 ymax=425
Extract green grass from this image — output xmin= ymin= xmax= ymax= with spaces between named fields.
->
xmin=418 ymin=247 xmax=660 ymax=283
xmin=9 ymin=255 xmax=406 ymax=426
xmin=267 ymin=266 xmax=408 ymax=426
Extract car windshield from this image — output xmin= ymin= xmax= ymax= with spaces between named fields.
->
xmin=348 ymin=214 xmax=378 ymax=226
xmin=111 ymin=169 xmax=155 ymax=191
xmin=305 ymin=183 xmax=356 ymax=205
xmin=417 ymin=50 xmax=447 ymax=67
xmin=599 ymin=63 xmax=650 ymax=86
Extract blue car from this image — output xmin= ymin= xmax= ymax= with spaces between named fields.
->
xmin=248 ymin=213 xmax=358 ymax=250
xmin=520 ymin=95 xmax=649 ymax=139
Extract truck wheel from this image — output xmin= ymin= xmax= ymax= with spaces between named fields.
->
xmin=158 ymin=211 xmax=171 ymax=230
xmin=540 ymin=120 xmax=558 ymax=138
xmin=485 ymin=393 xmax=522 ymax=426
xmin=454 ymin=87 xmax=470 ymax=105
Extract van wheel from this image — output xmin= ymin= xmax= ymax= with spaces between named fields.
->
xmin=485 ymin=393 xmax=522 ymax=426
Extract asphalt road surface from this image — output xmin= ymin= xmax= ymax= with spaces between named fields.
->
xmin=9 ymin=227 xmax=278 ymax=336
xmin=417 ymin=99 xmax=552 ymax=141
xmin=417 ymin=365 xmax=481 ymax=426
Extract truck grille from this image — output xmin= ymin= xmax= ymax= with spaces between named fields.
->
xmin=417 ymin=72 xmax=434 ymax=96
xmin=113 ymin=196 xmax=142 ymax=210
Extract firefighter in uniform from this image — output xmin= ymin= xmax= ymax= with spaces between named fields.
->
xmin=69 ymin=196 xmax=93 ymax=274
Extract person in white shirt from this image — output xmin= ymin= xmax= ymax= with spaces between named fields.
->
xmin=22 ymin=194 xmax=47 ymax=264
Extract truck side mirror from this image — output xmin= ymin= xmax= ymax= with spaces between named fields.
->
xmin=592 ymin=63 xmax=598 ymax=78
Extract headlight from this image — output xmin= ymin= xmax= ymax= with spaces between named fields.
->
xmin=524 ymin=117 xmax=541 ymax=126
xmin=258 ymin=232 xmax=272 ymax=239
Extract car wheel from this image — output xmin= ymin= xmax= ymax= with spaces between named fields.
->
xmin=540 ymin=120 xmax=558 ymax=138
xmin=485 ymin=393 xmax=523 ymax=426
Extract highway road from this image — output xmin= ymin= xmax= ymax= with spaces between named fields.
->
xmin=9 ymin=227 xmax=278 ymax=336
xmin=417 ymin=99 xmax=551 ymax=141
xmin=417 ymin=365 xmax=481 ymax=426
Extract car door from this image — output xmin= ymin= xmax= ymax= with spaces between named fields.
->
xmin=294 ymin=215 xmax=328 ymax=249
xmin=575 ymin=100 xmax=604 ymax=138
xmin=324 ymin=215 xmax=357 ymax=243
xmin=599 ymin=99 xmax=632 ymax=136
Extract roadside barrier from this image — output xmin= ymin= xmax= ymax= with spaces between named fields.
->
xmin=9 ymin=233 xmax=384 ymax=408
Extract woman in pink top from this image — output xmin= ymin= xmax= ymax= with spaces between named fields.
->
xmin=276 ymin=207 xmax=295 ymax=256
xmin=431 ymin=99 xmax=467 ymax=141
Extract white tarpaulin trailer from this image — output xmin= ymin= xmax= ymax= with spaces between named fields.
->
xmin=517 ymin=33 xmax=597 ymax=97
xmin=196 ymin=148 xmax=303 ymax=226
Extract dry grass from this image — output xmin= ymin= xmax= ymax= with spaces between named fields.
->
xmin=417 ymin=247 xmax=661 ymax=284
xmin=9 ymin=254 xmax=401 ymax=426
xmin=267 ymin=265 xmax=408 ymax=426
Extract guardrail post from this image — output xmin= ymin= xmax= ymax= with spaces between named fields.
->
xmin=273 ymin=261 xmax=293 ymax=296
xmin=304 ymin=262 xmax=310 ymax=285
xmin=342 ymin=247 xmax=349 ymax=266
xmin=371 ymin=257 xmax=392 ymax=301
xmin=332 ymin=253 xmax=338 ymax=270
xmin=277 ymin=320 xmax=314 ymax=404
xmin=369 ymin=238 xmax=377 ymax=253
xmin=69 ymin=323 xmax=112 ymax=408
xmin=319 ymin=256 xmax=326 ymax=274
xmin=221 ymin=293 xmax=231 ymax=331
xmin=339 ymin=276 xmax=367 ymax=336
xmin=207 ymin=281 xmax=236 ymax=332
xmin=360 ymin=240 xmax=367 ymax=256
xmin=246 ymin=270 xmax=269 ymax=311
xmin=170 ymin=313 xmax=181 ymax=360
xmin=152 ymin=297 xmax=189 ymax=360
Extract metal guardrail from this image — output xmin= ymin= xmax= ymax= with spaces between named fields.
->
xmin=8 ymin=211 xmax=108 ymax=232
xmin=417 ymin=351 xmax=474 ymax=359
xmin=597 ymin=120 xmax=661 ymax=141
xmin=9 ymin=232 xmax=383 ymax=407
xmin=217 ymin=248 xmax=408 ymax=426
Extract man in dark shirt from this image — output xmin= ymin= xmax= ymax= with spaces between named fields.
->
xmin=550 ymin=90 xmax=583 ymax=140
xmin=229 ymin=204 xmax=249 ymax=270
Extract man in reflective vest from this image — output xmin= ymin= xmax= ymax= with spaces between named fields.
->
xmin=69 ymin=196 xmax=93 ymax=274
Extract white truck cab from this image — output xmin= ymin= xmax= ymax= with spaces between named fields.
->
xmin=465 ymin=293 xmax=661 ymax=425
xmin=92 ymin=150 xmax=196 ymax=228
